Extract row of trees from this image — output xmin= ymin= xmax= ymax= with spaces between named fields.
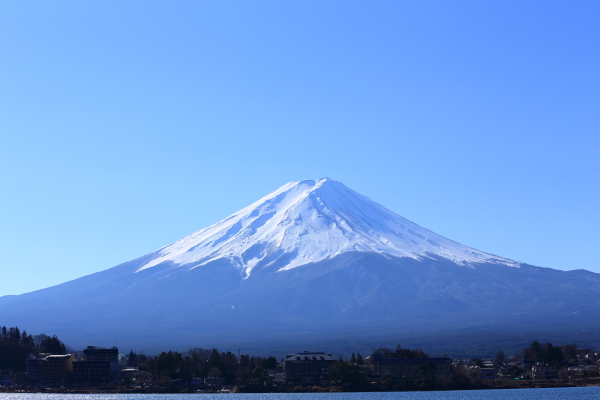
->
xmin=521 ymin=341 xmax=584 ymax=367
xmin=132 ymin=348 xmax=278 ymax=387
xmin=1 ymin=326 xmax=66 ymax=353
xmin=0 ymin=325 xmax=68 ymax=372
xmin=373 ymin=345 xmax=429 ymax=359
xmin=127 ymin=348 xmax=374 ymax=391
xmin=128 ymin=344 xmax=431 ymax=391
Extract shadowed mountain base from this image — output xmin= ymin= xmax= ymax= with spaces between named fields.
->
xmin=2 ymin=253 xmax=599 ymax=357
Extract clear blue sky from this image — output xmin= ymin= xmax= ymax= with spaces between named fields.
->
xmin=1 ymin=1 xmax=598 ymax=296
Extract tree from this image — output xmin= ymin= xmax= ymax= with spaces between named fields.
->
xmin=259 ymin=356 xmax=277 ymax=370
xmin=416 ymin=363 xmax=437 ymax=378
xmin=388 ymin=345 xmax=429 ymax=359
xmin=495 ymin=351 xmax=505 ymax=365
xmin=350 ymin=352 xmax=356 ymax=364
xmin=207 ymin=349 xmax=221 ymax=369
xmin=134 ymin=370 xmax=152 ymax=386
xmin=374 ymin=347 xmax=395 ymax=358
xmin=330 ymin=359 xmax=369 ymax=389
xmin=356 ymin=353 xmax=364 ymax=365
xmin=523 ymin=341 xmax=565 ymax=367
xmin=0 ymin=326 xmax=63 ymax=372
xmin=39 ymin=335 xmax=66 ymax=354
xmin=8 ymin=327 xmax=21 ymax=343
xmin=254 ymin=366 xmax=270 ymax=383
xmin=184 ymin=347 xmax=212 ymax=362
xmin=20 ymin=331 xmax=33 ymax=346
xmin=128 ymin=350 xmax=138 ymax=367
xmin=562 ymin=344 xmax=577 ymax=363
xmin=545 ymin=343 xmax=564 ymax=367
xmin=156 ymin=351 xmax=177 ymax=378
xmin=524 ymin=340 xmax=544 ymax=362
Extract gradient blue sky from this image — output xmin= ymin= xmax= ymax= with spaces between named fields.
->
xmin=1 ymin=1 xmax=598 ymax=296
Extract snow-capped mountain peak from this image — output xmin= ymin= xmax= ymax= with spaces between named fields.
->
xmin=136 ymin=178 xmax=519 ymax=277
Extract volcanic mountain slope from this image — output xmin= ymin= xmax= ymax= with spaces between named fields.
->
xmin=1 ymin=178 xmax=600 ymax=356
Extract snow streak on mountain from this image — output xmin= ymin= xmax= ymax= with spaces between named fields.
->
xmin=137 ymin=178 xmax=520 ymax=278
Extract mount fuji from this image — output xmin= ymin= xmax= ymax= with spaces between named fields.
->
xmin=136 ymin=177 xmax=520 ymax=276
xmin=1 ymin=178 xmax=599 ymax=356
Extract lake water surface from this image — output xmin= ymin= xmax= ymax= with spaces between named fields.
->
xmin=2 ymin=387 xmax=600 ymax=400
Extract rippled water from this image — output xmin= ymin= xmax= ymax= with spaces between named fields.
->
xmin=2 ymin=387 xmax=600 ymax=400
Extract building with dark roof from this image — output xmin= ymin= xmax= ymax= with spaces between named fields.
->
xmin=40 ymin=354 xmax=76 ymax=385
xmin=82 ymin=346 xmax=120 ymax=373
xmin=284 ymin=351 xmax=336 ymax=384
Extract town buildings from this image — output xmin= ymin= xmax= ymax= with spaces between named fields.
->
xmin=24 ymin=347 xmax=120 ymax=386
xmin=4 ymin=343 xmax=599 ymax=389
xmin=531 ymin=363 xmax=557 ymax=380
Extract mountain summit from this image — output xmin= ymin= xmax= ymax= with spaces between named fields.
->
xmin=138 ymin=178 xmax=518 ymax=277
xmin=1 ymin=178 xmax=599 ymax=356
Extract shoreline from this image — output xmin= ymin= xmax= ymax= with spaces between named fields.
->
xmin=2 ymin=379 xmax=600 ymax=394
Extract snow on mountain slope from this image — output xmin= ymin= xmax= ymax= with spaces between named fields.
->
xmin=137 ymin=178 xmax=521 ymax=277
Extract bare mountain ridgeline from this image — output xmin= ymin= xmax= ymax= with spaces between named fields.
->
xmin=1 ymin=178 xmax=600 ymax=355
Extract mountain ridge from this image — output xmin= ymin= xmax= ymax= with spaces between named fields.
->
xmin=1 ymin=178 xmax=599 ymax=356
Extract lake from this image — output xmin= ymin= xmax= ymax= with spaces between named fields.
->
xmin=1 ymin=387 xmax=600 ymax=400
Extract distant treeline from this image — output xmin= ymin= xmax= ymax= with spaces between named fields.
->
xmin=132 ymin=348 xmax=280 ymax=389
xmin=522 ymin=341 xmax=579 ymax=367
xmin=0 ymin=324 xmax=590 ymax=392
xmin=0 ymin=325 xmax=68 ymax=372
xmin=372 ymin=346 xmax=428 ymax=359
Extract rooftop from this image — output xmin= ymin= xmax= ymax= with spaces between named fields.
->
xmin=285 ymin=351 xmax=335 ymax=362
